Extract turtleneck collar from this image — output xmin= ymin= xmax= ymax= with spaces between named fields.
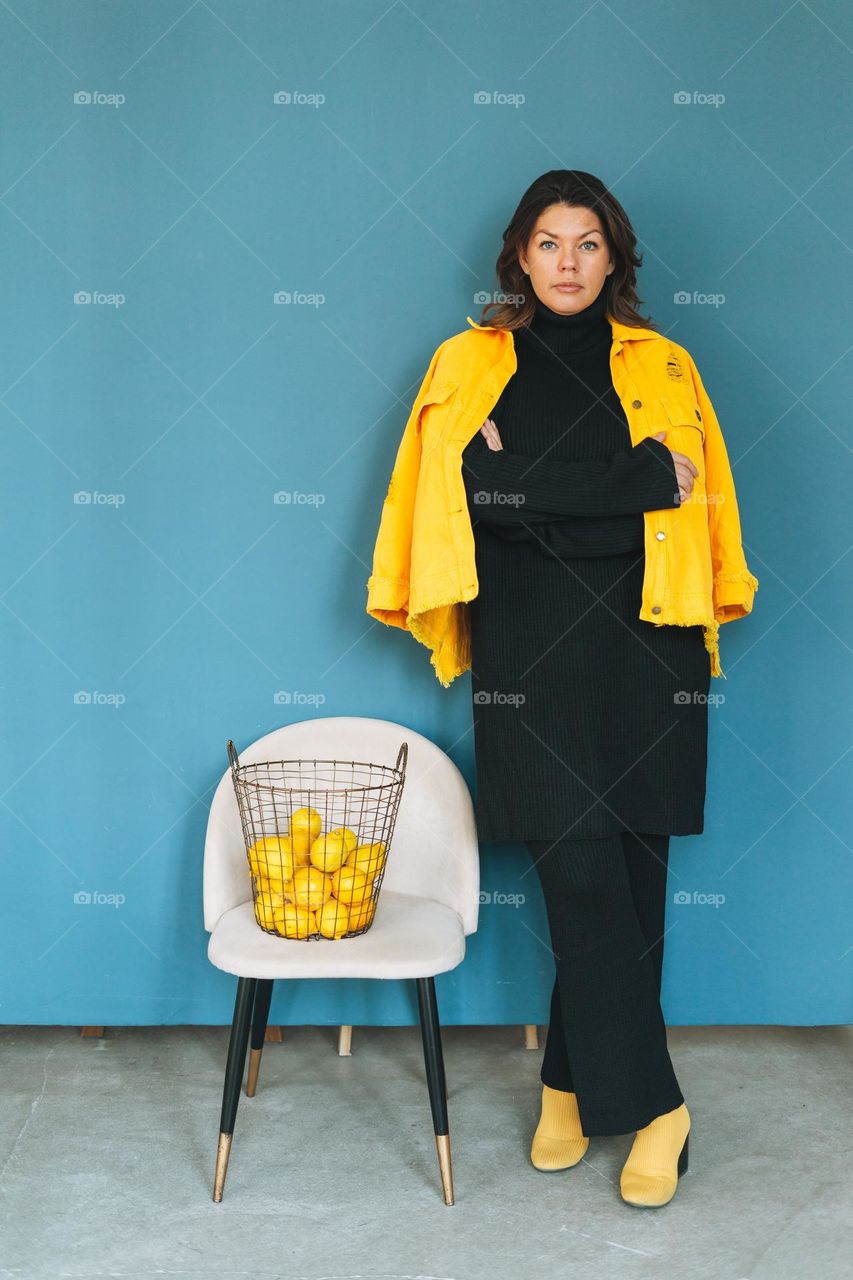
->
xmin=526 ymin=282 xmax=612 ymax=356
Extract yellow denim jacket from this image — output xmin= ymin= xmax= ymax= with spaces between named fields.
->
xmin=366 ymin=313 xmax=759 ymax=686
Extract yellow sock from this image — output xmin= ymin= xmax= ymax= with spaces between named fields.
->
xmin=530 ymin=1084 xmax=589 ymax=1170
xmin=620 ymin=1102 xmax=690 ymax=1207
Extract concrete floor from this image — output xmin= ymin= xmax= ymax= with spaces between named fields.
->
xmin=1 ymin=1022 xmax=851 ymax=1279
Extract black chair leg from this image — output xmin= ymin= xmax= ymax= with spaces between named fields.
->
xmin=212 ymin=976 xmax=257 ymax=1202
xmin=246 ymin=979 xmax=274 ymax=1097
xmin=415 ymin=975 xmax=454 ymax=1205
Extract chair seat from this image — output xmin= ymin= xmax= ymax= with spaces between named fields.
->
xmin=207 ymin=889 xmax=466 ymax=979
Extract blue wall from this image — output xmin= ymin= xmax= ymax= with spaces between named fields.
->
xmin=3 ymin=1 xmax=851 ymax=1025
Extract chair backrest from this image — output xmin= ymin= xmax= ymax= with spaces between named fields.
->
xmin=203 ymin=716 xmax=480 ymax=935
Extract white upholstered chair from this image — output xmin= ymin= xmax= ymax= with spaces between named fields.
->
xmin=203 ymin=715 xmax=480 ymax=1205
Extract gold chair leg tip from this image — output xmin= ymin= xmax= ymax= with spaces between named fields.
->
xmin=436 ymin=1133 xmax=454 ymax=1205
xmin=213 ymin=1132 xmax=233 ymax=1202
xmin=245 ymin=1047 xmax=262 ymax=1097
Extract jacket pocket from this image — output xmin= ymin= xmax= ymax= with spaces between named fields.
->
xmin=659 ymin=395 xmax=705 ymax=442
xmin=658 ymin=395 xmax=705 ymax=485
xmin=418 ymin=377 xmax=460 ymax=449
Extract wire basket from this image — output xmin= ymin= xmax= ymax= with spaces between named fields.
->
xmin=227 ymin=738 xmax=408 ymax=941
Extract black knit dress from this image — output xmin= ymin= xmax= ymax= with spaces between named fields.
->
xmin=461 ymin=285 xmax=710 ymax=842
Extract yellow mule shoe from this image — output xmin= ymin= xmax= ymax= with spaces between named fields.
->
xmin=619 ymin=1102 xmax=690 ymax=1207
xmin=530 ymin=1084 xmax=589 ymax=1170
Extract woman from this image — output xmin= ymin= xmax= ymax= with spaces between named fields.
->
xmin=465 ymin=168 xmax=726 ymax=1209
xmin=365 ymin=168 xmax=758 ymax=1209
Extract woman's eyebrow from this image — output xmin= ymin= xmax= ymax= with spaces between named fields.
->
xmin=536 ymin=228 xmax=602 ymax=240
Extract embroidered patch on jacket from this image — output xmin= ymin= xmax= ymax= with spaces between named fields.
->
xmin=666 ymin=354 xmax=686 ymax=381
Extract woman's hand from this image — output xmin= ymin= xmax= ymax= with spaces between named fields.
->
xmin=480 ymin=417 xmax=504 ymax=450
xmin=651 ymin=431 xmax=699 ymax=503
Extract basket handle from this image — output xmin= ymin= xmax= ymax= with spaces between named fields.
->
xmin=227 ymin=739 xmax=240 ymax=772
xmin=395 ymin=740 xmax=408 ymax=778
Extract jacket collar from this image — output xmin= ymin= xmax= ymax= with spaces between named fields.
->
xmin=465 ymin=314 xmax=659 ymax=343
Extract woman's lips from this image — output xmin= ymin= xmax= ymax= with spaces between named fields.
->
xmin=555 ymin=283 xmax=582 ymax=291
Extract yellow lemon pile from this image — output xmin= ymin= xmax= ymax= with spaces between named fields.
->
xmin=247 ymin=808 xmax=387 ymax=939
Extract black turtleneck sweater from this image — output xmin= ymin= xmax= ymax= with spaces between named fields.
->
xmin=462 ymin=285 xmax=681 ymax=555
xmin=460 ymin=284 xmax=710 ymax=842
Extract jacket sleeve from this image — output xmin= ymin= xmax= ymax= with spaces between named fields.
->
xmin=461 ymin=428 xmax=681 ymax=522
xmin=365 ymin=342 xmax=445 ymax=630
xmin=687 ymin=353 xmax=759 ymax=622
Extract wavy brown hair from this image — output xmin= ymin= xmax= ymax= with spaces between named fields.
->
xmin=479 ymin=169 xmax=657 ymax=333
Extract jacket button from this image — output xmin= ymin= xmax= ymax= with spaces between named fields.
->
xmin=651 ymin=605 xmax=662 ymax=614
xmin=695 ymin=409 xmax=702 ymax=422
xmin=655 ymin=530 xmax=666 ymax=540
xmin=632 ymin=399 xmax=642 ymax=409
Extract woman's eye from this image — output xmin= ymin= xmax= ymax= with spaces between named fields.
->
xmin=538 ymin=239 xmax=600 ymax=250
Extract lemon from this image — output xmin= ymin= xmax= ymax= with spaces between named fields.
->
xmin=254 ymin=899 xmax=276 ymax=930
xmin=290 ymin=865 xmax=332 ymax=912
xmin=330 ymin=865 xmax=371 ymax=907
xmin=288 ymin=807 xmax=322 ymax=860
xmin=248 ymin=834 xmax=296 ymax=881
xmin=255 ymin=886 xmax=288 ymax=909
xmin=316 ymin=898 xmax=351 ymax=939
xmin=257 ymin=874 xmax=292 ymax=897
xmin=326 ymin=826 xmax=357 ymax=854
xmin=346 ymin=841 xmax=387 ymax=876
xmin=253 ymin=891 xmax=289 ymax=930
xmin=309 ymin=830 xmax=352 ymax=874
xmin=346 ymin=901 xmax=376 ymax=932
xmin=272 ymin=901 xmax=317 ymax=939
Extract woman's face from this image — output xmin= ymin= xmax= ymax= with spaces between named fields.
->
xmin=517 ymin=203 xmax=614 ymax=315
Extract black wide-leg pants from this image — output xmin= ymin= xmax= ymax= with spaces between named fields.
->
xmin=525 ymin=830 xmax=685 ymax=1136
